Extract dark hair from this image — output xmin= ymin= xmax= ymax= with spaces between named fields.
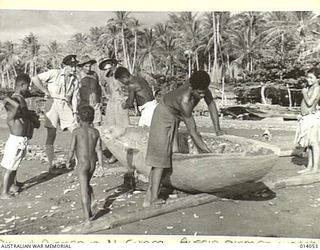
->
xmin=307 ymin=67 xmax=320 ymax=78
xmin=114 ymin=67 xmax=130 ymax=80
xmin=15 ymin=74 xmax=31 ymax=87
xmin=78 ymin=106 xmax=94 ymax=123
xmin=189 ymin=70 xmax=211 ymax=90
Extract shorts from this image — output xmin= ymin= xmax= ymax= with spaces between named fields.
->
xmin=138 ymin=100 xmax=158 ymax=127
xmin=44 ymin=99 xmax=77 ymax=131
xmin=93 ymin=103 xmax=102 ymax=125
xmin=1 ymin=134 xmax=29 ymax=171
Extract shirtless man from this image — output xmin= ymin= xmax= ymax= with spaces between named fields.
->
xmin=143 ymin=70 xmax=224 ymax=207
xmin=1 ymin=74 xmax=40 ymax=199
xmin=114 ymin=67 xmax=157 ymax=127
xmin=67 ymin=106 xmax=103 ymax=221
xmin=294 ymin=67 xmax=320 ymax=174
xmin=77 ymin=55 xmax=102 ymax=127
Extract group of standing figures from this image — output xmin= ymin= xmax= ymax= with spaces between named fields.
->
xmin=1 ymin=53 xmax=228 ymax=222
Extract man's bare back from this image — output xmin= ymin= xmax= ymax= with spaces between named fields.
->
xmin=5 ymin=95 xmax=33 ymax=138
xmin=163 ymin=84 xmax=212 ymax=117
xmin=129 ymin=76 xmax=154 ymax=107
xmin=79 ymin=74 xmax=101 ymax=107
xmin=114 ymin=67 xmax=154 ymax=108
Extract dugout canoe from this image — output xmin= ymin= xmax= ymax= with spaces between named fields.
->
xmin=101 ymin=126 xmax=281 ymax=193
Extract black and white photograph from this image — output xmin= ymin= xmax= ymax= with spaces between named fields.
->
xmin=0 ymin=1 xmax=320 ymax=241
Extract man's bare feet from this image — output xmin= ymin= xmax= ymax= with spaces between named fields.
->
xmin=143 ymin=188 xmax=152 ymax=207
xmin=9 ymin=185 xmax=21 ymax=193
xmin=0 ymin=193 xmax=14 ymax=200
xmin=151 ymin=198 xmax=166 ymax=206
xmin=142 ymin=198 xmax=165 ymax=207
xmin=142 ymin=200 xmax=151 ymax=208
xmin=298 ymin=168 xmax=312 ymax=174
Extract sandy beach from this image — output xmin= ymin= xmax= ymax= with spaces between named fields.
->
xmin=0 ymin=116 xmax=319 ymax=239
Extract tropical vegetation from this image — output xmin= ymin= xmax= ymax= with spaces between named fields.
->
xmin=1 ymin=11 xmax=320 ymax=106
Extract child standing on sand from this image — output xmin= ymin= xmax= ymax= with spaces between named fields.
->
xmin=1 ymin=74 xmax=40 ymax=199
xmin=295 ymin=67 xmax=320 ymax=174
xmin=67 ymin=106 xmax=103 ymax=221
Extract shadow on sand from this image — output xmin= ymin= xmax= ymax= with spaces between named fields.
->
xmin=93 ymin=172 xmax=136 ymax=220
xmin=291 ymin=155 xmax=307 ymax=166
xmin=21 ymin=168 xmax=73 ymax=191
xmin=213 ymin=181 xmax=276 ymax=201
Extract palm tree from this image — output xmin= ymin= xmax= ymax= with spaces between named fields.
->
xmin=129 ymin=19 xmax=140 ymax=73
xmin=229 ymin=12 xmax=266 ymax=73
xmin=67 ymin=32 xmax=90 ymax=55
xmin=263 ymin=11 xmax=320 ymax=57
xmin=202 ymin=12 xmax=229 ymax=81
xmin=21 ymin=33 xmax=41 ymax=77
xmin=156 ymin=25 xmax=180 ymax=76
xmin=0 ymin=41 xmax=20 ymax=88
xmin=168 ymin=12 xmax=202 ymax=77
xmin=98 ymin=25 xmax=119 ymax=58
xmin=200 ymin=12 xmax=235 ymax=105
xmin=44 ymin=40 xmax=64 ymax=68
xmin=89 ymin=26 xmax=109 ymax=57
xmin=138 ymin=28 xmax=158 ymax=74
xmin=107 ymin=11 xmax=134 ymax=72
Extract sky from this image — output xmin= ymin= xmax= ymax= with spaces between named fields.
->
xmin=0 ymin=10 xmax=172 ymax=44
xmin=1 ymin=8 xmax=320 ymax=45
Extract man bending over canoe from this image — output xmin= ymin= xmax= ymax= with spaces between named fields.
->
xmin=143 ymin=70 xmax=224 ymax=207
xmin=114 ymin=67 xmax=157 ymax=127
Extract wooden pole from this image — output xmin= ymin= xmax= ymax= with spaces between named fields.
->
xmin=60 ymin=193 xmax=222 ymax=234
xmin=264 ymin=172 xmax=320 ymax=190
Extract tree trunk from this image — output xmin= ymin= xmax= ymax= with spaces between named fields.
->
xmin=188 ymin=56 xmax=191 ymax=78
xmin=121 ymin=27 xmax=130 ymax=72
xmin=195 ymin=53 xmax=199 ymax=71
xmin=24 ymin=63 xmax=28 ymax=74
xmin=227 ymin=53 xmax=230 ymax=77
xmin=34 ymin=60 xmax=37 ymax=76
xmin=131 ymin=32 xmax=137 ymax=74
xmin=171 ymin=57 xmax=174 ymax=76
xmin=212 ymin=12 xmax=218 ymax=84
xmin=149 ymin=54 xmax=154 ymax=74
xmin=287 ymin=84 xmax=292 ymax=108
xmin=216 ymin=14 xmax=221 ymax=83
xmin=221 ymin=74 xmax=226 ymax=106
xmin=29 ymin=59 xmax=33 ymax=77
xmin=12 ymin=65 xmax=17 ymax=77
xmin=1 ymin=73 xmax=5 ymax=89
xmin=260 ymin=82 xmax=267 ymax=105
xmin=125 ymin=42 xmax=132 ymax=73
xmin=6 ymin=70 xmax=11 ymax=89
xmin=208 ymin=52 xmax=211 ymax=76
